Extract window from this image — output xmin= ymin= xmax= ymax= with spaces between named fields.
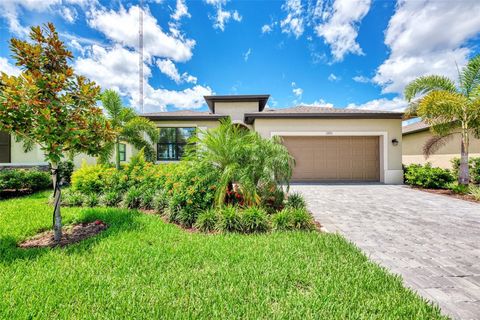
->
xmin=157 ymin=127 xmax=195 ymax=161
xmin=0 ymin=132 xmax=11 ymax=163
xmin=119 ymin=143 xmax=126 ymax=162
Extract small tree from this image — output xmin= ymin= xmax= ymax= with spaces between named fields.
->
xmin=0 ymin=23 xmax=114 ymax=242
xmin=404 ymin=55 xmax=480 ymax=185
xmin=100 ymin=89 xmax=159 ymax=169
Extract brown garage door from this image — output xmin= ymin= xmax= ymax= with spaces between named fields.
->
xmin=282 ymin=136 xmax=380 ymax=182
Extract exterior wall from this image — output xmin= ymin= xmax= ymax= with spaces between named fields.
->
xmin=151 ymin=120 xmax=219 ymax=129
xmin=5 ymin=136 xmax=136 ymax=168
xmin=213 ymin=102 xmax=258 ymax=123
xmin=253 ymin=118 xmax=403 ymax=184
xmin=402 ymin=130 xmax=480 ymax=168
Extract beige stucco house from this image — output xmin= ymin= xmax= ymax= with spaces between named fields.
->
xmin=402 ymin=120 xmax=480 ymax=168
xmin=0 ymin=94 xmax=404 ymax=184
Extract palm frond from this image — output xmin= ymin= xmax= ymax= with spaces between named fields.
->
xmin=97 ymin=141 xmax=115 ymax=164
xmin=417 ymin=90 xmax=468 ymax=129
xmin=459 ymin=54 xmax=480 ymax=97
xmin=423 ymin=133 xmax=457 ymax=158
xmin=404 ymin=75 xmax=457 ymax=102
xmin=101 ymin=89 xmax=123 ymax=127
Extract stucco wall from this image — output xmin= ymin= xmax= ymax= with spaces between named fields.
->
xmin=402 ymin=129 xmax=480 ymax=168
xmin=253 ymin=118 xmax=403 ymax=184
xmin=213 ymin=102 xmax=258 ymax=123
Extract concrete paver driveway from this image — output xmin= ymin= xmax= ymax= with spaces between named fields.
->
xmin=291 ymin=184 xmax=480 ymax=320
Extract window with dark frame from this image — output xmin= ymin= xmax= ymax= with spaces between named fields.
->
xmin=157 ymin=127 xmax=196 ymax=161
xmin=119 ymin=143 xmax=126 ymax=162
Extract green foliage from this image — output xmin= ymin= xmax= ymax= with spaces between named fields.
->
xmin=121 ymin=186 xmax=143 ymax=209
xmin=152 ymin=190 xmax=169 ymax=213
xmin=469 ymin=185 xmax=480 ymax=201
xmin=404 ymin=163 xmax=455 ymax=189
xmin=240 ymin=207 xmax=270 ymax=233
xmin=259 ymin=185 xmax=285 ymax=213
xmin=451 ymin=157 xmax=480 ymax=184
xmin=58 ymin=160 xmax=74 ymax=185
xmin=100 ymin=89 xmax=159 ymax=167
xmin=83 ymin=193 xmax=99 ymax=207
xmin=99 ymin=191 xmax=123 ymax=207
xmin=0 ymin=169 xmax=51 ymax=192
xmin=285 ymin=192 xmax=307 ymax=209
xmin=272 ymin=208 xmax=315 ymax=231
xmin=61 ymin=189 xmax=85 ymax=207
xmin=446 ymin=182 xmax=470 ymax=195
xmin=195 ymin=208 xmax=218 ymax=232
xmin=217 ymin=206 xmax=242 ymax=232
xmin=71 ymin=163 xmax=107 ymax=194
xmin=139 ymin=188 xmax=155 ymax=210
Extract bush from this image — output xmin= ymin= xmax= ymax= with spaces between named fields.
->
xmin=451 ymin=157 xmax=480 ymax=184
xmin=177 ymin=207 xmax=198 ymax=228
xmin=121 ymin=186 xmax=143 ymax=209
xmin=240 ymin=207 xmax=270 ymax=233
xmin=195 ymin=208 xmax=218 ymax=232
xmin=71 ymin=164 xmax=107 ymax=194
xmin=446 ymin=182 xmax=470 ymax=194
xmin=139 ymin=188 xmax=155 ymax=210
xmin=469 ymin=186 xmax=480 ymax=201
xmin=152 ymin=190 xmax=168 ymax=213
xmin=404 ymin=163 xmax=454 ymax=189
xmin=217 ymin=206 xmax=242 ymax=232
xmin=99 ymin=191 xmax=123 ymax=207
xmin=285 ymin=192 xmax=306 ymax=209
xmin=259 ymin=185 xmax=285 ymax=214
xmin=272 ymin=208 xmax=315 ymax=231
xmin=61 ymin=189 xmax=84 ymax=207
xmin=0 ymin=169 xmax=51 ymax=192
xmin=83 ymin=193 xmax=99 ymax=207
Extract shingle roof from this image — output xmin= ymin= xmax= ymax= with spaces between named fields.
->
xmin=244 ymin=106 xmax=404 ymax=124
xmin=141 ymin=110 xmax=226 ymax=121
xmin=402 ymin=121 xmax=430 ymax=135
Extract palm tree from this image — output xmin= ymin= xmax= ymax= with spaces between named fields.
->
xmin=187 ymin=118 xmax=294 ymax=206
xmin=404 ymin=55 xmax=480 ymax=185
xmin=100 ymin=90 xmax=159 ymax=168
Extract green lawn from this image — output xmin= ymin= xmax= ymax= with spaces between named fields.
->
xmin=0 ymin=192 xmax=446 ymax=319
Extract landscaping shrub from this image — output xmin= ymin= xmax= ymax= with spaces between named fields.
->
xmin=451 ymin=157 xmax=480 ymax=184
xmin=259 ymin=185 xmax=285 ymax=214
xmin=0 ymin=169 xmax=51 ymax=193
xmin=217 ymin=206 xmax=242 ymax=232
xmin=177 ymin=207 xmax=198 ymax=228
xmin=71 ymin=164 xmax=108 ymax=194
xmin=195 ymin=208 xmax=218 ymax=232
xmin=271 ymin=208 xmax=315 ymax=231
xmin=83 ymin=193 xmax=99 ymax=207
xmin=99 ymin=191 xmax=123 ymax=207
xmin=61 ymin=189 xmax=84 ymax=207
xmin=139 ymin=187 xmax=155 ymax=210
xmin=121 ymin=186 xmax=143 ymax=209
xmin=152 ymin=190 xmax=168 ymax=213
xmin=285 ymin=192 xmax=306 ymax=209
xmin=240 ymin=206 xmax=270 ymax=233
xmin=469 ymin=186 xmax=480 ymax=201
xmin=404 ymin=163 xmax=454 ymax=189
xmin=446 ymin=182 xmax=470 ymax=194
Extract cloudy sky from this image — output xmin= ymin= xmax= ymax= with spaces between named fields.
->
xmin=1 ymin=0 xmax=480 ymax=113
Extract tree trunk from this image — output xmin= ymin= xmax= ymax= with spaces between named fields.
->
xmin=51 ymin=162 xmax=63 ymax=242
xmin=458 ymin=133 xmax=470 ymax=185
xmin=115 ymin=137 xmax=120 ymax=170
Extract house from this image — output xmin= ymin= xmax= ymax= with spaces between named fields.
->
xmin=402 ymin=120 xmax=480 ymax=168
xmin=1 ymin=94 xmax=404 ymax=184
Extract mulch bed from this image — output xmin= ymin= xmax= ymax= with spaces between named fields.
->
xmin=412 ymin=187 xmax=480 ymax=204
xmin=19 ymin=220 xmax=108 ymax=249
xmin=0 ymin=188 xmax=33 ymax=199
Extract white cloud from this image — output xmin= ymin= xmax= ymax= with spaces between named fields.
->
xmin=205 ymin=0 xmax=242 ymax=31
xmin=328 ymin=73 xmax=340 ymax=82
xmin=171 ymin=0 xmax=190 ymax=21
xmin=156 ymin=59 xmax=197 ymax=84
xmin=373 ymin=0 xmax=480 ymax=95
xmin=0 ymin=0 xmax=60 ymax=35
xmin=291 ymin=82 xmax=303 ymax=96
xmin=280 ymin=0 xmax=304 ymax=38
xmin=61 ymin=6 xmax=78 ymax=23
xmin=243 ymin=48 xmax=252 ymax=62
xmin=88 ymin=5 xmax=195 ymax=62
xmin=314 ymin=0 xmax=371 ymax=61
xmin=261 ymin=24 xmax=272 ymax=34
xmin=346 ymin=97 xmax=407 ymax=112
xmin=352 ymin=75 xmax=370 ymax=83
xmin=299 ymin=99 xmax=334 ymax=108
xmin=138 ymin=84 xmax=213 ymax=112
xmin=0 ymin=57 xmax=21 ymax=76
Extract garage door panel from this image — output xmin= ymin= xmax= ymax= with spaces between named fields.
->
xmin=283 ymin=136 xmax=380 ymax=182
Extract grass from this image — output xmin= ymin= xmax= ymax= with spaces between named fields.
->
xmin=0 ymin=192 xmax=446 ymax=319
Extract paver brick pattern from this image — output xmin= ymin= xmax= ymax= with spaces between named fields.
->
xmin=291 ymin=184 xmax=480 ymax=320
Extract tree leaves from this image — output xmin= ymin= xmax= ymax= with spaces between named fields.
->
xmin=404 ymin=75 xmax=457 ymax=102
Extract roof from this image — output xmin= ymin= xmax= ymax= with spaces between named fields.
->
xmin=402 ymin=120 xmax=430 ymax=135
xmin=140 ymin=110 xmax=227 ymax=121
xmin=204 ymin=94 xmax=270 ymax=113
xmin=244 ymin=106 xmax=404 ymax=124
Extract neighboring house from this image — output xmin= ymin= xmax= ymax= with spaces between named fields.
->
xmin=402 ymin=120 xmax=480 ymax=168
xmin=1 ymin=94 xmax=404 ymax=184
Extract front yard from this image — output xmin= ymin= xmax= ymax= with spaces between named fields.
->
xmin=0 ymin=192 xmax=446 ymax=319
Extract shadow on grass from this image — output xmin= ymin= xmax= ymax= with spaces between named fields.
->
xmin=0 ymin=207 xmax=143 ymax=264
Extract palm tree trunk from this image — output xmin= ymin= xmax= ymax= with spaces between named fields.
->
xmin=115 ymin=137 xmax=120 ymax=170
xmin=459 ymin=131 xmax=470 ymax=185
xmin=51 ymin=162 xmax=63 ymax=242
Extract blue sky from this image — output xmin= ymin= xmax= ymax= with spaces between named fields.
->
xmin=1 ymin=0 xmax=480 ymax=114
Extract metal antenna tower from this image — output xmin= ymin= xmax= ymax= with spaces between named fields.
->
xmin=139 ymin=0 xmax=144 ymax=113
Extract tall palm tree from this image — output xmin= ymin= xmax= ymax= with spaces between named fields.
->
xmin=100 ymin=89 xmax=159 ymax=169
xmin=404 ymin=55 xmax=480 ymax=185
